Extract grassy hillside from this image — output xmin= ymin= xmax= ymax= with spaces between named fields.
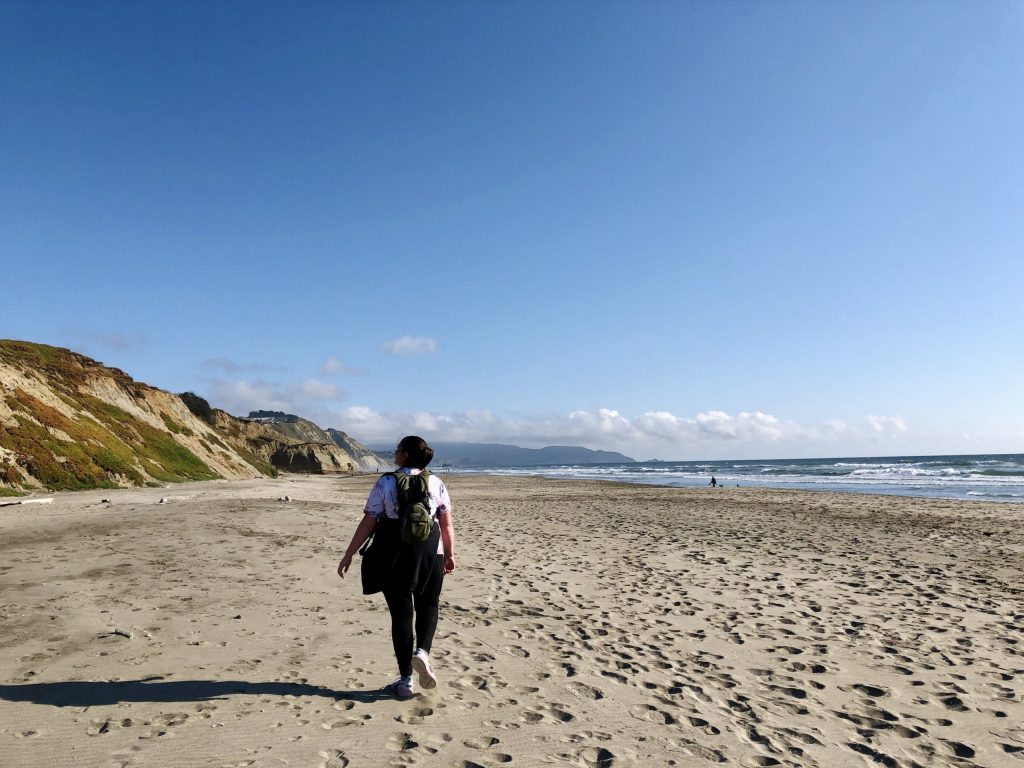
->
xmin=0 ymin=341 xmax=257 ymax=491
xmin=1 ymin=341 xmax=383 ymax=492
xmin=3 ymin=387 xmax=219 ymax=490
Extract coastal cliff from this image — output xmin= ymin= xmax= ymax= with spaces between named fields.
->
xmin=0 ymin=341 xmax=265 ymax=492
xmin=0 ymin=341 xmax=382 ymax=492
xmin=246 ymin=411 xmax=389 ymax=472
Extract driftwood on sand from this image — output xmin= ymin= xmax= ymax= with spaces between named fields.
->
xmin=0 ymin=497 xmax=53 ymax=508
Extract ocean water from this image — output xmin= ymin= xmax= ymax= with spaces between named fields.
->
xmin=460 ymin=454 xmax=1024 ymax=503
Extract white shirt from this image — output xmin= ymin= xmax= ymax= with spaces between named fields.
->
xmin=363 ymin=468 xmax=451 ymax=555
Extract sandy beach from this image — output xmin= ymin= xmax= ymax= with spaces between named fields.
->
xmin=1 ymin=474 xmax=1022 ymax=767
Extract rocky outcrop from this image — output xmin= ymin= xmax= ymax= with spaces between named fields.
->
xmin=247 ymin=411 xmax=335 ymax=444
xmin=270 ymin=443 xmax=355 ymax=474
xmin=327 ymin=428 xmax=390 ymax=472
xmin=247 ymin=411 xmax=389 ymax=473
xmin=186 ymin=402 xmax=360 ymax=476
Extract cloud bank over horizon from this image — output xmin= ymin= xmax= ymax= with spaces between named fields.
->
xmin=330 ymin=405 xmax=914 ymax=458
xmin=194 ymin=372 xmax=918 ymax=458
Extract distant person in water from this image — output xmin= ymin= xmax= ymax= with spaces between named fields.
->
xmin=709 ymin=476 xmax=718 ymax=488
xmin=337 ymin=435 xmax=455 ymax=699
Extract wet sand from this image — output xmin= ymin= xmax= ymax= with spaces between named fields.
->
xmin=1 ymin=474 xmax=1022 ymax=767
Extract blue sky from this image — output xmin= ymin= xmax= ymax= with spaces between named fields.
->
xmin=2 ymin=2 xmax=1022 ymax=459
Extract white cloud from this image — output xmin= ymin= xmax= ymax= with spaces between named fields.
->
xmin=867 ymin=415 xmax=908 ymax=434
xmin=195 ymin=378 xmax=917 ymax=459
xmin=207 ymin=379 xmax=292 ymax=414
xmin=297 ymin=378 xmax=344 ymax=401
xmin=321 ymin=357 xmax=366 ymax=375
xmin=327 ymin=406 xmax=917 ymax=459
xmin=382 ymin=336 xmax=438 ymax=356
xmin=205 ymin=376 xmax=344 ymax=418
xmin=633 ymin=410 xmax=792 ymax=443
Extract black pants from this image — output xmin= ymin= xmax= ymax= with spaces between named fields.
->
xmin=383 ymin=555 xmax=444 ymax=677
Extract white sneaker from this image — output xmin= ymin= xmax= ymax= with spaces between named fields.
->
xmin=386 ymin=675 xmax=414 ymax=698
xmin=411 ymin=649 xmax=438 ymax=690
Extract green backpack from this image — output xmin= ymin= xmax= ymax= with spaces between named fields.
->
xmin=389 ymin=470 xmax=435 ymax=545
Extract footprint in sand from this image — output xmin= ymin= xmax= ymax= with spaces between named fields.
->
xmin=464 ymin=736 xmax=500 ymax=749
xmin=851 ymin=683 xmax=889 ymax=698
xmin=938 ymin=694 xmax=969 ymax=712
xmin=452 ymin=674 xmax=491 ymax=690
xmin=848 ymin=742 xmax=900 ymax=766
xmin=573 ymin=746 xmax=617 ymax=767
xmin=629 ymin=704 xmax=675 ymax=725
xmin=385 ymin=731 xmax=433 ymax=754
xmin=317 ymin=749 xmax=350 ymax=768
xmin=1000 ymin=743 xmax=1024 ymax=760
xmin=686 ymin=715 xmax=721 ymax=736
xmin=522 ymin=703 xmax=575 ymax=724
xmin=482 ymin=755 xmax=512 ymax=764
xmin=395 ymin=706 xmax=434 ymax=724
xmin=87 ymin=719 xmax=114 ymax=736
xmin=565 ymin=681 xmax=605 ymax=700
xmin=132 ymin=713 xmax=188 ymax=740
xmin=941 ymin=740 xmax=976 ymax=759
xmin=549 ymin=662 xmax=578 ymax=677
xmin=667 ymin=737 xmax=727 ymax=764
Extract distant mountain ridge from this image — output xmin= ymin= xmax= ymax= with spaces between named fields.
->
xmin=370 ymin=441 xmax=634 ymax=467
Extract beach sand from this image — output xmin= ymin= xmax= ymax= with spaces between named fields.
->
xmin=1 ymin=474 xmax=1022 ymax=767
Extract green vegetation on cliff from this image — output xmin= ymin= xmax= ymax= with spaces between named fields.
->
xmin=0 ymin=340 xmax=144 ymax=396
xmin=0 ymin=340 xmax=379 ymax=490
xmin=0 ymin=342 xmax=224 ymax=491
xmin=2 ymin=388 xmax=219 ymax=490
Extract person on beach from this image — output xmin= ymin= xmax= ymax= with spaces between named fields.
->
xmin=710 ymin=476 xmax=718 ymax=488
xmin=337 ymin=435 xmax=456 ymax=698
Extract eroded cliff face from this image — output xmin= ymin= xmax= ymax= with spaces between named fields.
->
xmin=206 ymin=411 xmax=358 ymax=476
xmin=243 ymin=412 xmax=389 ymax=473
xmin=270 ymin=443 xmax=355 ymax=474
xmin=246 ymin=411 xmax=334 ymax=444
xmin=0 ymin=341 xmax=265 ymax=491
xmin=328 ymin=428 xmax=391 ymax=472
xmin=0 ymin=341 xmax=389 ymax=493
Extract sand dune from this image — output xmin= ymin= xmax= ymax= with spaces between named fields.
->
xmin=1 ymin=475 xmax=1022 ymax=767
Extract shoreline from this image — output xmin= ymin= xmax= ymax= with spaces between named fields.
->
xmin=2 ymin=474 xmax=1022 ymax=766
xmin=463 ymin=465 xmax=1024 ymax=504
xmin=6 ymin=451 xmax=1024 ymax=505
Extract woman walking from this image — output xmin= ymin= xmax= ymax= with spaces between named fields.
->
xmin=338 ymin=435 xmax=455 ymax=698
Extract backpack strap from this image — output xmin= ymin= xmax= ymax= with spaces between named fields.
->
xmin=387 ymin=470 xmax=429 ymax=506
xmin=414 ymin=470 xmax=432 ymax=502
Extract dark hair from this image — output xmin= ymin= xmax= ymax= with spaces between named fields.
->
xmin=398 ymin=435 xmax=433 ymax=469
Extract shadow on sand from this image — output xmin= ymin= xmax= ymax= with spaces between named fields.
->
xmin=0 ymin=676 xmax=396 ymax=707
